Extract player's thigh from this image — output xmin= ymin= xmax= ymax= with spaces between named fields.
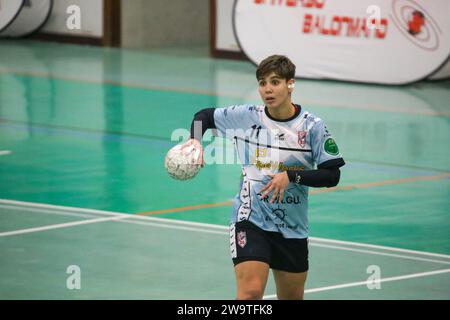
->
xmin=272 ymin=269 xmax=308 ymax=300
xmin=234 ymin=260 xmax=270 ymax=299
xmin=231 ymin=221 xmax=272 ymax=298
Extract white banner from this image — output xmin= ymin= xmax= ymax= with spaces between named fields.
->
xmin=233 ymin=0 xmax=450 ymax=84
xmin=428 ymin=58 xmax=450 ymax=80
xmin=0 ymin=0 xmax=24 ymax=32
xmin=0 ymin=0 xmax=53 ymax=37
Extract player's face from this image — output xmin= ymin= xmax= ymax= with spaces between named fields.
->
xmin=258 ymin=72 xmax=291 ymax=109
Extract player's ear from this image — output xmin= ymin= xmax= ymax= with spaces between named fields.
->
xmin=287 ymin=80 xmax=295 ymax=92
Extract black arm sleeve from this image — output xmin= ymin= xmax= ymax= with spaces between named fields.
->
xmin=287 ymin=158 xmax=345 ymax=188
xmin=190 ymin=108 xmax=217 ymax=141
xmin=286 ymin=167 xmax=341 ymax=188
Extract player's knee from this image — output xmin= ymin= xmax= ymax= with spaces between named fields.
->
xmin=237 ymin=287 xmax=264 ymax=300
xmin=277 ymin=287 xmax=305 ymax=300
xmin=282 ymin=292 xmax=304 ymax=300
xmin=236 ymin=278 xmax=266 ymax=300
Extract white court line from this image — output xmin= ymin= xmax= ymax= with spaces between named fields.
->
xmin=0 ymin=204 xmax=450 ymax=264
xmin=2 ymin=204 xmax=448 ymax=265
xmin=0 ymin=211 xmax=225 ymax=237
xmin=2 ymin=201 xmax=449 ymax=299
xmin=0 ymin=150 xmax=12 ymax=156
xmin=0 ymin=210 xmax=228 ymax=237
xmin=1 ymin=204 xmax=449 ymax=299
xmin=2 ymin=203 xmax=450 ymax=267
xmin=263 ymin=268 xmax=450 ymax=299
xmin=0 ymin=204 xmax=98 ymax=220
xmin=308 ymin=236 xmax=450 ymax=260
xmin=0 ymin=215 xmax=128 ymax=237
xmin=1 ymin=198 xmax=450 ymax=261
xmin=311 ymin=243 xmax=450 ymax=265
xmin=0 ymin=199 xmax=228 ymax=230
xmin=0 ymin=203 xmax=231 ymax=237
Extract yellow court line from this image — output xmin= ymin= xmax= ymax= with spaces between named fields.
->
xmin=0 ymin=69 xmax=238 ymax=99
xmin=136 ymin=173 xmax=450 ymax=216
xmin=309 ymin=173 xmax=450 ymax=194
xmin=1 ymin=69 xmax=449 ymax=118
xmin=136 ymin=201 xmax=233 ymax=216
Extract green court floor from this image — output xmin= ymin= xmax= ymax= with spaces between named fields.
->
xmin=0 ymin=40 xmax=449 ymax=299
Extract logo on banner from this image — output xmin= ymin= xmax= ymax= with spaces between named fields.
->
xmin=297 ymin=131 xmax=307 ymax=148
xmin=237 ymin=231 xmax=247 ymax=248
xmin=408 ymin=11 xmax=425 ymax=35
xmin=391 ymin=0 xmax=441 ymax=51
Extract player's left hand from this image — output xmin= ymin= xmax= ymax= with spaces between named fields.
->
xmin=181 ymin=138 xmax=204 ymax=167
xmin=259 ymin=172 xmax=290 ymax=204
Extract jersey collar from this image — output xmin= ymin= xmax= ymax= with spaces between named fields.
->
xmin=264 ymin=104 xmax=302 ymax=122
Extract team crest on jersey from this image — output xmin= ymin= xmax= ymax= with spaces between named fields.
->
xmin=324 ymin=138 xmax=339 ymax=156
xmin=237 ymin=231 xmax=247 ymax=248
xmin=297 ymin=131 xmax=307 ymax=148
xmin=256 ymin=147 xmax=267 ymax=157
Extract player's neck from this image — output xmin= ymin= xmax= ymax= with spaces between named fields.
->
xmin=266 ymin=100 xmax=296 ymax=120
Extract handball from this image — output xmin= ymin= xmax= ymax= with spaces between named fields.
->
xmin=164 ymin=143 xmax=202 ymax=180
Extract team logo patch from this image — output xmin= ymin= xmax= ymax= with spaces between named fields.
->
xmin=297 ymin=131 xmax=307 ymax=148
xmin=324 ymin=138 xmax=339 ymax=156
xmin=237 ymin=231 xmax=247 ymax=248
xmin=256 ymin=147 xmax=267 ymax=157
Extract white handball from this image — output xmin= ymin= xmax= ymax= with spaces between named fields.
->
xmin=164 ymin=143 xmax=202 ymax=180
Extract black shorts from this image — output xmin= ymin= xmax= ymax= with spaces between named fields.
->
xmin=230 ymin=220 xmax=309 ymax=273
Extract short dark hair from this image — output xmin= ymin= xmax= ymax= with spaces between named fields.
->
xmin=256 ymin=55 xmax=296 ymax=80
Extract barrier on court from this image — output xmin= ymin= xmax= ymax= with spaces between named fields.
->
xmin=212 ymin=0 xmax=450 ymax=84
xmin=428 ymin=59 xmax=450 ymax=81
xmin=0 ymin=0 xmax=25 ymax=33
xmin=0 ymin=0 xmax=53 ymax=38
xmin=0 ymin=0 xmax=109 ymax=45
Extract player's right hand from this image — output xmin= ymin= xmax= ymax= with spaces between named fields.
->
xmin=181 ymin=138 xmax=204 ymax=167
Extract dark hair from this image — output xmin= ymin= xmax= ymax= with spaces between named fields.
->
xmin=256 ymin=55 xmax=296 ymax=80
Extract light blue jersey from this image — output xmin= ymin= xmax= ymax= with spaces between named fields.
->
xmin=214 ymin=104 xmax=344 ymax=239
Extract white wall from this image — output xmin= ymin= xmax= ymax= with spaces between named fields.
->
xmin=41 ymin=0 xmax=103 ymax=37
xmin=216 ymin=0 xmax=239 ymax=51
xmin=121 ymin=0 xmax=209 ymax=48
